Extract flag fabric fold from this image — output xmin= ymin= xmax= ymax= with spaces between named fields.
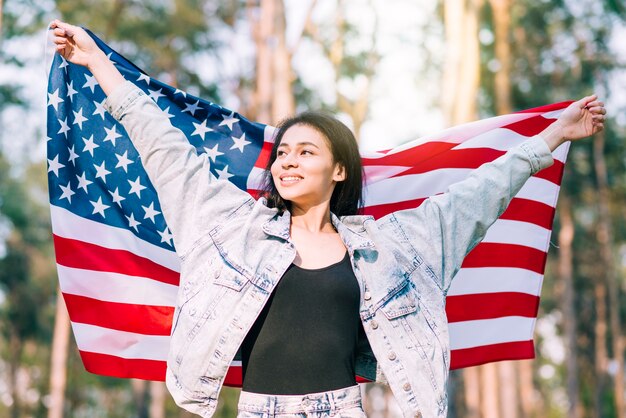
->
xmin=46 ymin=29 xmax=569 ymax=383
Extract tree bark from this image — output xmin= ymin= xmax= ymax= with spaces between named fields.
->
xmin=557 ymin=192 xmax=581 ymax=418
xmin=488 ymin=0 xmax=512 ymax=114
xmin=517 ymin=360 xmax=537 ymax=417
xmin=498 ymin=361 xmax=518 ymax=418
xmin=593 ymin=130 xmax=625 ymax=418
xmin=149 ymin=381 xmax=166 ymax=418
xmin=593 ymin=278 xmax=608 ymax=418
xmin=47 ymin=289 xmax=71 ymax=418
xmin=480 ymin=363 xmax=500 ymax=418
xmin=253 ymin=0 xmax=275 ymax=124
xmin=271 ymin=0 xmax=295 ymax=122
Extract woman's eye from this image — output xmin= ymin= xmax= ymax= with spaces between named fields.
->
xmin=301 ymin=150 xmax=313 ymax=155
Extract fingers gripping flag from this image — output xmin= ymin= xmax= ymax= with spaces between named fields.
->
xmin=46 ymin=29 xmax=570 ymax=383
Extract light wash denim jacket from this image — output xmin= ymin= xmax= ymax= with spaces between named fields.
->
xmin=105 ymin=81 xmax=554 ymax=418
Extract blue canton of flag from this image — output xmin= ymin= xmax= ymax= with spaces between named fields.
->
xmin=47 ymin=28 xmax=266 ymax=251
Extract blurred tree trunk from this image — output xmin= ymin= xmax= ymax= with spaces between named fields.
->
xmin=593 ymin=275 xmax=608 ymax=418
xmin=249 ymin=0 xmax=297 ymax=125
xmin=8 ymin=329 xmax=22 ymax=418
xmin=442 ymin=0 xmax=487 ymax=415
xmin=517 ymin=360 xmax=538 ymax=417
xmin=47 ymin=289 xmax=71 ymax=418
xmin=149 ymin=382 xmax=166 ymax=418
xmin=488 ymin=3 xmax=518 ymax=416
xmin=593 ymin=130 xmax=625 ymax=418
xmin=557 ymin=192 xmax=581 ymax=418
xmin=132 ymin=379 xmax=149 ymax=418
xmin=0 ymin=0 xmax=4 ymax=45
xmin=480 ymin=364 xmax=500 ymax=418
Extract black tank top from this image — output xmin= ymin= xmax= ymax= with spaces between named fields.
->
xmin=241 ymin=251 xmax=363 ymax=395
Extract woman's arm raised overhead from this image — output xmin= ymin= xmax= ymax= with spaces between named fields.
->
xmin=50 ymin=20 xmax=253 ymax=256
xmin=386 ymin=96 xmax=606 ymax=293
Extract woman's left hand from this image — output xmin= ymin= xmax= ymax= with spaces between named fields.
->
xmin=541 ymin=95 xmax=606 ymax=151
xmin=557 ymin=95 xmax=606 ymax=141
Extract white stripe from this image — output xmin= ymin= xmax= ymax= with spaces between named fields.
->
xmin=247 ymin=166 xmax=267 ymax=191
xmin=263 ymin=125 xmax=277 ymax=143
xmin=448 ymin=267 xmax=544 ymax=296
xmin=57 ymin=264 xmax=178 ymax=306
xmin=362 ymin=169 xmax=560 ymax=208
xmin=363 ymin=165 xmax=410 ymax=184
xmin=72 ymin=322 xmax=170 ymax=360
xmin=481 ymin=219 xmax=550 ymax=251
xmin=449 ymin=316 xmax=535 ymax=350
xmin=50 ymin=205 xmax=180 ymax=272
xmin=376 ymin=113 xmax=540 ymax=156
xmin=453 ymin=129 xmax=569 ymax=164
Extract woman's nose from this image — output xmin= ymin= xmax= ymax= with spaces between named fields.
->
xmin=281 ymin=153 xmax=298 ymax=168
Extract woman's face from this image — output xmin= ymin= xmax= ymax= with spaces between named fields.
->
xmin=270 ymin=124 xmax=345 ymax=210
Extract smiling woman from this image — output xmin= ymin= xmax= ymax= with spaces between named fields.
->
xmin=48 ymin=17 xmax=607 ymax=418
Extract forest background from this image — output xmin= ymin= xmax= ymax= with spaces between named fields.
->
xmin=1 ymin=0 xmax=625 ymax=417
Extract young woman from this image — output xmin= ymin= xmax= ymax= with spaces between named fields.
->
xmin=50 ymin=20 xmax=606 ymax=418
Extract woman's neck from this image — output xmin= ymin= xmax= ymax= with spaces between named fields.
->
xmin=289 ymin=202 xmax=335 ymax=233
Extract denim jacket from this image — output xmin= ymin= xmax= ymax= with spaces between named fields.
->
xmin=105 ymin=81 xmax=554 ymax=418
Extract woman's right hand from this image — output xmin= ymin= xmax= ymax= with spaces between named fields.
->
xmin=50 ymin=20 xmax=102 ymax=68
xmin=49 ymin=20 xmax=126 ymax=96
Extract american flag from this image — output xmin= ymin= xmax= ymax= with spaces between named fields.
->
xmin=47 ymin=29 xmax=569 ymax=383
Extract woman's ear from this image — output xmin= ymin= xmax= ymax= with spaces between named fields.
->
xmin=333 ymin=164 xmax=346 ymax=182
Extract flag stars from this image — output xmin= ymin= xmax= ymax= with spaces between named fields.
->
xmin=174 ymin=88 xmax=186 ymax=97
xmin=158 ymin=227 xmax=174 ymax=246
xmin=142 ymin=202 xmax=161 ymax=223
xmin=93 ymin=98 xmax=107 ymax=120
xmin=82 ymin=135 xmax=99 ymax=157
xmin=75 ymin=172 xmax=93 ymax=193
xmin=219 ymin=111 xmax=239 ymax=130
xmin=59 ymin=57 xmax=68 ymax=69
xmin=103 ymin=125 xmax=122 ymax=146
xmin=148 ymin=88 xmax=165 ymax=103
xmin=109 ymin=187 xmax=125 ymax=206
xmin=137 ymin=73 xmax=151 ymax=84
xmin=58 ymin=182 xmax=75 ymax=203
xmin=72 ymin=108 xmax=88 ymax=130
xmin=125 ymin=212 xmax=141 ymax=232
xmin=93 ymin=161 xmax=112 ymax=182
xmin=90 ymin=197 xmax=110 ymax=218
xmin=83 ymin=74 xmax=99 ymax=93
xmin=160 ymin=106 xmax=174 ymax=119
xmin=230 ymin=133 xmax=250 ymax=153
xmin=204 ymin=144 xmax=224 ymax=163
xmin=47 ymin=155 xmax=65 ymax=177
xmin=127 ymin=177 xmax=147 ymax=198
xmin=115 ymin=151 xmax=133 ymax=172
xmin=215 ymin=165 xmax=234 ymax=180
xmin=191 ymin=119 xmax=213 ymax=140
xmin=57 ymin=118 xmax=71 ymax=137
xmin=66 ymin=81 xmax=78 ymax=102
xmin=48 ymin=89 xmax=64 ymax=111
xmin=182 ymin=100 xmax=201 ymax=116
xmin=67 ymin=145 xmax=79 ymax=165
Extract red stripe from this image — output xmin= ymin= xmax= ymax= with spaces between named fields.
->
xmin=388 ymin=149 xmax=563 ymax=186
xmin=390 ymin=148 xmax=505 ymax=177
xmin=500 ymin=198 xmax=556 ymax=230
xmin=450 ymin=340 xmax=535 ymax=370
xmin=64 ymin=293 xmax=173 ymax=335
xmin=54 ymin=235 xmax=179 ymax=286
xmin=535 ymin=159 xmax=564 ymax=185
xmin=445 ymin=292 xmax=540 ymax=323
xmin=363 ymin=196 xmax=555 ymax=231
xmin=514 ymin=101 xmax=571 ymax=114
xmin=502 ymin=114 xmax=555 ymax=137
xmin=462 ymin=243 xmax=548 ymax=274
xmin=361 ymin=141 xmax=456 ymax=168
xmin=254 ymin=141 xmax=273 ymax=169
xmin=80 ymin=350 xmax=167 ymax=381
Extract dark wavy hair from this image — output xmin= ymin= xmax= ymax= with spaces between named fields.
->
xmin=261 ymin=111 xmax=363 ymax=217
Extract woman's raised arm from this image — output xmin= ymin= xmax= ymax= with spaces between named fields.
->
xmin=49 ymin=20 xmax=253 ymax=257
xmin=387 ymin=96 xmax=606 ymax=293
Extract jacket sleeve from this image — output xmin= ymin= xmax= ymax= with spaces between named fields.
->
xmin=387 ymin=135 xmax=554 ymax=293
xmin=104 ymin=81 xmax=253 ymax=257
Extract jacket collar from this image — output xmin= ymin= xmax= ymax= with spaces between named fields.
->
xmin=262 ymin=210 xmax=375 ymax=251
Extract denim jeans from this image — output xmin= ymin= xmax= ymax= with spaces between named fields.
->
xmin=237 ymin=385 xmax=366 ymax=417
